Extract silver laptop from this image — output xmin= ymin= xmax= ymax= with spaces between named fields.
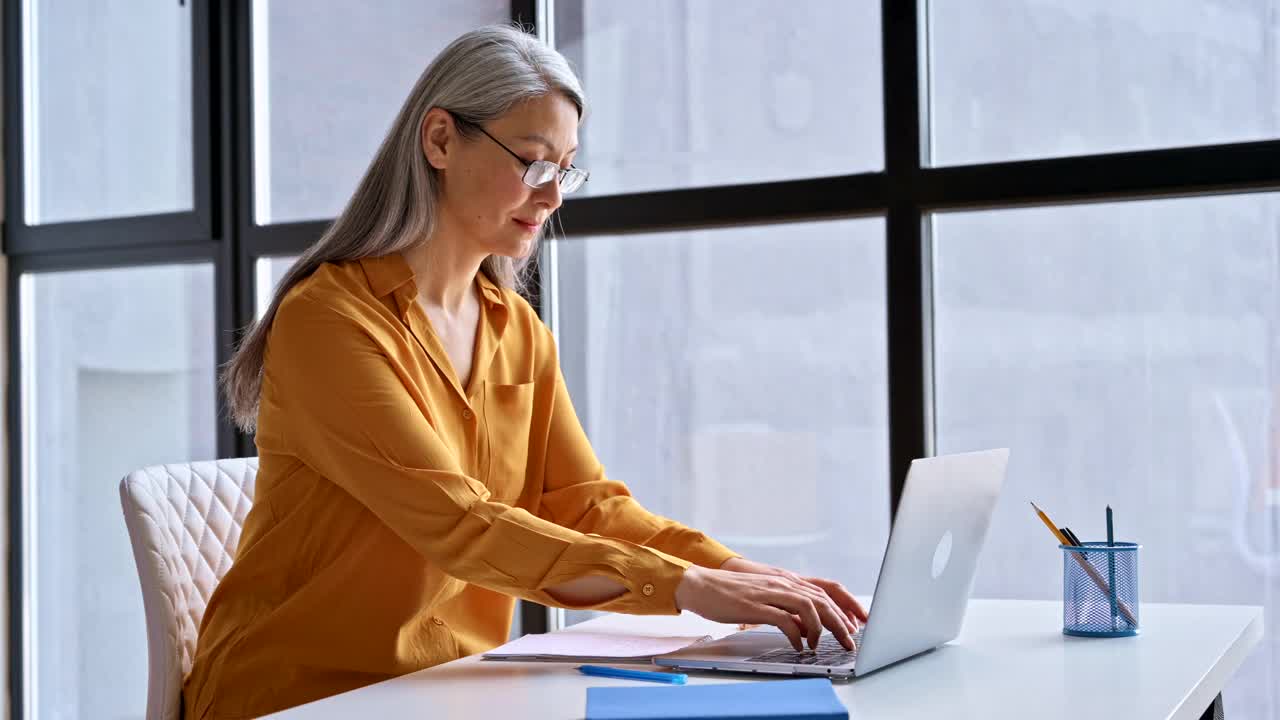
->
xmin=654 ymin=448 xmax=1008 ymax=679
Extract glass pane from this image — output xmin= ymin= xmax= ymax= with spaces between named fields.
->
xmin=254 ymin=255 xmax=300 ymax=319
xmin=21 ymin=263 xmax=217 ymax=719
xmin=554 ymin=218 xmax=890 ymax=625
xmin=24 ymin=0 xmax=193 ymax=224
xmin=929 ymin=0 xmax=1280 ymax=165
xmin=554 ymin=0 xmax=882 ymax=196
xmin=509 ymin=607 xmax=521 ymax=642
xmin=933 ymin=195 xmax=1280 ymax=719
xmin=252 ymin=0 xmax=508 ymax=224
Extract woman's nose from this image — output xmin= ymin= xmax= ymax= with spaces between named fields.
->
xmin=535 ymin=178 xmax=563 ymax=211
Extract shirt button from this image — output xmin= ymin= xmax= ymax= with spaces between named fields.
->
xmin=431 ymin=616 xmax=445 ymax=625
xmin=462 ymin=408 xmax=474 ymax=421
xmin=642 ymin=583 xmax=655 ymax=597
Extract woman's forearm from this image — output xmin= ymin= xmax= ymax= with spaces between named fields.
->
xmin=544 ymin=575 xmax=628 ymax=606
xmin=540 ymin=553 xmax=741 ymax=608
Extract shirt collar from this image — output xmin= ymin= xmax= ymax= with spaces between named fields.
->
xmin=474 ymin=268 xmax=506 ymax=307
xmin=358 ymin=253 xmax=507 ymax=309
xmin=358 ymin=253 xmax=415 ymax=298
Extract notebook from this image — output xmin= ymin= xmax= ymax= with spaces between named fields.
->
xmin=585 ymin=678 xmax=849 ymax=720
xmin=482 ymin=631 xmax=713 ymax=663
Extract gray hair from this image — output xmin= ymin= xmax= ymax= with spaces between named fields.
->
xmin=222 ymin=24 xmax=585 ymax=432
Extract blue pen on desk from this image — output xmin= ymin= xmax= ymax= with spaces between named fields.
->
xmin=577 ymin=665 xmax=688 ymax=685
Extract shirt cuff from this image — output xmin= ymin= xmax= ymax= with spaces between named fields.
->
xmin=612 ymin=546 xmax=691 ymax=615
xmin=524 ymin=540 xmax=693 ymax=616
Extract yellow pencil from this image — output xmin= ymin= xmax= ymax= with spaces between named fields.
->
xmin=1030 ymin=502 xmax=1138 ymax=626
xmin=1030 ymin=501 xmax=1072 ymax=545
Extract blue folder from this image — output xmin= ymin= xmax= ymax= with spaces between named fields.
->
xmin=585 ymin=678 xmax=849 ymax=720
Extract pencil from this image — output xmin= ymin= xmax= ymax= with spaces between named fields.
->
xmin=1030 ymin=502 xmax=1137 ymax=626
xmin=1030 ymin=501 xmax=1071 ymax=545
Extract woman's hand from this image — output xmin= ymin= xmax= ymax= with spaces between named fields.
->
xmin=674 ymin=564 xmax=859 ymax=652
xmin=718 ymin=557 xmax=868 ymax=631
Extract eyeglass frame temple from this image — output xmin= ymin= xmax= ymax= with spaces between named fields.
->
xmin=445 ymin=110 xmax=588 ymax=190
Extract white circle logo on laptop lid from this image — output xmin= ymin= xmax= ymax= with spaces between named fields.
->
xmin=932 ymin=530 xmax=954 ymax=580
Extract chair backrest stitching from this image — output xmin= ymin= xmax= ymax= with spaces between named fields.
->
xmin=122 ymin=458 xmax=258 ymax=720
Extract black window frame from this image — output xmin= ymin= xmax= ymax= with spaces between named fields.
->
xmin=1 ymin=2 xmax=1277 ymax=718
xmin=3 ymin=1 xmax=215 ymax=255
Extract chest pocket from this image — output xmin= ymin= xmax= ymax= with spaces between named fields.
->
xmin=484 ymin=381 xmax=535 ymax=503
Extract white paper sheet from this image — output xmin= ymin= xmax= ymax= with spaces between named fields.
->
xmin=481 ymin=631 xmax=712 ymax=662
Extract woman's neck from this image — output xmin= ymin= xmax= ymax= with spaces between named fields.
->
xmin=399 ymin=231 xmax=485 ymax=313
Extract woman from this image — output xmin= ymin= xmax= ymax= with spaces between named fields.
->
xmin=188 ymin=25 xmax=867 ymax=719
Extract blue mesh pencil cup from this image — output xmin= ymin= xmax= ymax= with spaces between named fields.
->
xmin=1061 ymin=542 xmax=1140 ymax=637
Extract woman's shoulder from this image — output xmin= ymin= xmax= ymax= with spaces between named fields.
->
xmin=287 ymin=259 xmax=368 ymax=303
xmin=278 ymin=260 xmax=381 ymax=319
xmin=267 ymin=261 xmax=395 ymax=353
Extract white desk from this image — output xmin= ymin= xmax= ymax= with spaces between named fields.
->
xmin=265 ymin=599 xmax=1263 ymax=720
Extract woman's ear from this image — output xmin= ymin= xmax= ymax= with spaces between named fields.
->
xmin=421 ymin=108 xmax=454 ymax=170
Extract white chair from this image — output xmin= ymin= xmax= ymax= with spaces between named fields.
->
xmin=119 ymin=458 xmax=259 ymax=720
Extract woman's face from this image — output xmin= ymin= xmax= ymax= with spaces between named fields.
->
xmin=423 ymin=93 xmax=579 ymax=261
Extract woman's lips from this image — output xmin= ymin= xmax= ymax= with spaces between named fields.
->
xmin=513 ymin=218 xmax=540 ymax=231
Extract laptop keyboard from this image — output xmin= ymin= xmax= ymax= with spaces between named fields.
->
xmin=746 ymin=630 xmax=864 ymax=667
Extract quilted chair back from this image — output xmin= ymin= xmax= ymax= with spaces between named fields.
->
xmin=119 ymin=458 xmax=259 ymax=720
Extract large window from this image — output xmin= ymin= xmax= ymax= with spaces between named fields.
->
xmin=6 ymin=2 xmax=521 ymax=717
xmin=554 ymin=0 xmax=883 ymax=196
xmin=929 ymin=0 xmax=1280 ymax=165
xmin=4 ymin=3 xmax=1278 ymax=719
xmin=554 ymin=219 xmax=890 ymax=625
xmin=933 ymin=194 xmax=1280 ymax=716
xmin=20 ymin=264 xmax=216 ymax=720
xmin=250 ymin=0 xmax=508 ymax=224
xmin=546 ymin=2 xmax=1278 ymax=717
xmin=254 ymin=255 xmax=299 ymax=318
xmin=23 ymin=0 xmax=193 ymax=224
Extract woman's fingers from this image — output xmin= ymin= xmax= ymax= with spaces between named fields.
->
xmin=692 ymin=570 xmax=861 ymax=653
xmin=757 ymin=606 xmax=805 ymax=651
xmin=761 ymin=579 xmax=855 ymax=650
xmin=698 ymin=573 xmax=796 ymax=628
xmin=777 ymin=577 xmax=856 ymax=643
xmin=762 ymin=568 xmax=865 ymax=634
xmin=807 ymin=577 xmax=869 ymax=626
xmin=808 ymin=591 xmax=855 ymax=650
xmin=799 ymin=575 xmax=858 ymax=627
xmin=763 ymin=586 xmax=822 ymax=649
xmin=790 ymin=582 xmax=857 ymax=637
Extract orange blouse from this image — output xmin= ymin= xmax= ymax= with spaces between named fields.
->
xmin=183 ymin=254 xmax=738 ymax=719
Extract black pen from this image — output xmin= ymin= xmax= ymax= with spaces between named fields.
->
xmin=1059 ymin=527 xmax=1083 ymax=546
xmin=1107 ymin=506 xmax=1118 ymax=629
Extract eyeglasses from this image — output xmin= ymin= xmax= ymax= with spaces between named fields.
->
xmin=449 ymin=112 xmax=589 ymax=195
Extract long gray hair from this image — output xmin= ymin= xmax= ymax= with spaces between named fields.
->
xmin=222 ymin=24 xmax=585 ymax=432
